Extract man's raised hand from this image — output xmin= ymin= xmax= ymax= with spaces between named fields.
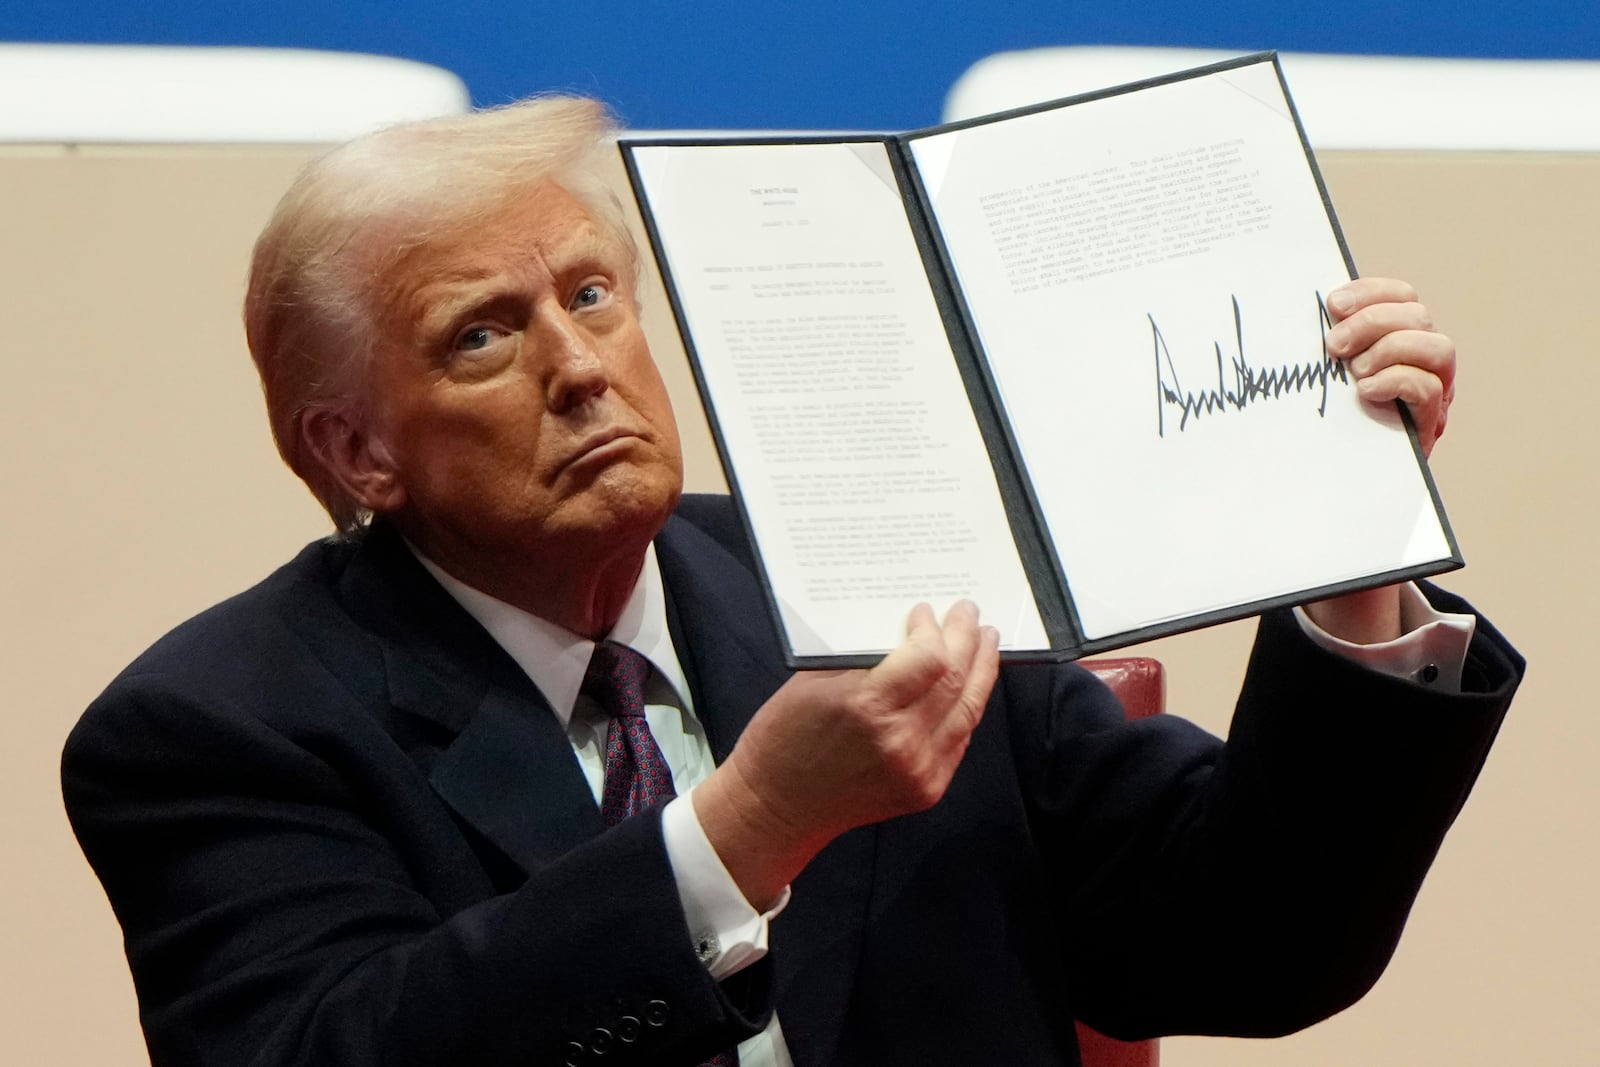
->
xmin=695 ymin=601 xmax=1001 ymax=908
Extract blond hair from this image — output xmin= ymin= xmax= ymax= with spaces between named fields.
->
xmin=243 ymin=95 xmax=634 ymax=532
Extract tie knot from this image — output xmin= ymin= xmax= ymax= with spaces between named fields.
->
xmin=582 ymin=640 xmax=652 ymax=720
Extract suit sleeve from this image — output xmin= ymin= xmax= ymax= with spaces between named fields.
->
xmin=62 ymin=671 xmax=770 ymax=1067
xmin=1013 ymin=586 xmax=1522 ymax=1040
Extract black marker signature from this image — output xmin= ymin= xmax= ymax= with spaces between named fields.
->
xmin=1153 ymin=293 xmax=1348 ymax=437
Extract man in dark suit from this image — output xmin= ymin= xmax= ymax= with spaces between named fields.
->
xmin=64 ymin=97 xmax=1521 ymax=1067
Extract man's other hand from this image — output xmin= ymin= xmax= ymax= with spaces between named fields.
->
xmin=1324 ymin=276 xmax=1456 ymax=457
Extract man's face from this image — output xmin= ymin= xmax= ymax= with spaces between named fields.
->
xmin=360 ymin=180 xmax=683 ymax=580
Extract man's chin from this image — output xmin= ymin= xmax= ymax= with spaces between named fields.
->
xmin=560 ymin=468 xmax=682 ymax=544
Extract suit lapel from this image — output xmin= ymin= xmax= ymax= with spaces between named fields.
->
xmin=425 ymin=685 xmax=605 ymax=869
xmin=654 ymin=513 xmax=790 ymax=761
xmin=655 ymin=504 xmax=876 ymax=1067
xmin=340 ymin=525 xmax=604 ymax=874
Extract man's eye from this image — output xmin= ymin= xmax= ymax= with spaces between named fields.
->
xmin=571 ymin=283 xmax=611 ymax=310
xmin=455 ymin=326 xmax=496 ymax=352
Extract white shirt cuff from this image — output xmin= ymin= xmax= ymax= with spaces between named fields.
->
xmin=661 ymin=788 xmax=791 ymax=980
xmin=1292 ymin=582 xmax=1476 ymax=693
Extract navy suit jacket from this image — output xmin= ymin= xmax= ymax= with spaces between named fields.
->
xmin=63 ymin=495 xmax=1523 ymax=1066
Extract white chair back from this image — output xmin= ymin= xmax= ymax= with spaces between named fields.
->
xmin=946 ymin=46 xmax=1600 ymax=151
xmin=0 ymin=44 xmax=469 ymax=143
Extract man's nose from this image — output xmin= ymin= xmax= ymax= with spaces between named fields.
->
xmin=540 ymin=309 xmax=609 ymax=413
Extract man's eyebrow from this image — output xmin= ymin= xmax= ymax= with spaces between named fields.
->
xmin=547 ymin=221 xmax=631 ymax=272
xmin=409 ymin=274 xmax=516 ymax=340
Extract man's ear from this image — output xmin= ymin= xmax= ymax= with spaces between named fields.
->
xmin=297 ymin=403 xmax=407 ymax=515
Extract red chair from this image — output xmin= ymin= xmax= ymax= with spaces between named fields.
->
xmin=1075 ymin=657 xmax=1165 ymax=1067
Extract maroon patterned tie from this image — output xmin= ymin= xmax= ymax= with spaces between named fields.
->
xmin=581 ymin=642 xmax=738 ymax=1067
xmin=583 ymin=641 xmax=678 ymax=825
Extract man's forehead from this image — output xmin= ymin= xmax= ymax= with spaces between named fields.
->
xmin=412 ymin=184 xmax=621 ymax=266
xmin=377 ymin=184 xmax=630 ymax=305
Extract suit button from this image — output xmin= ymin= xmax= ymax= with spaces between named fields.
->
xmin=644 ymin=999 xmax=670 ymax=1027
xmin=1418 ymin=663 xmax=1440 ymax=684
xmin=564 ymin=1041 xmax=586 ymax=1065
xmin=617 ymin=1016 xmax=642 ymax=1043
xmin=588 ymin=1028 xmax=614 ymax=1055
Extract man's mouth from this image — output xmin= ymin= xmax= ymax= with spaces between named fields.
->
xmin=556 ymin=427 xmax=642 ymax=476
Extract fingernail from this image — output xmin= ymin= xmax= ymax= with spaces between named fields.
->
xmin=1326 ymin=290 xmax=1351 ymax=315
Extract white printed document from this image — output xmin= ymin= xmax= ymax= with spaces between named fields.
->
xmin=623 ymin=53 xmax=1457 ymax=667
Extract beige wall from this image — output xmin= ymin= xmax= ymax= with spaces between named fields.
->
xmin=2 ymin=143 xmax=1593 ymax=1064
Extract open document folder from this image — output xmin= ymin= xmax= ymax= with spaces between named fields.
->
xmin=621 ymin=52 xmax=1457 ymax=668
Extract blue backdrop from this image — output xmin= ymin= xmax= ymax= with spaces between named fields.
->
xmin=5 ymin=1 xmax=1598 ymax=129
